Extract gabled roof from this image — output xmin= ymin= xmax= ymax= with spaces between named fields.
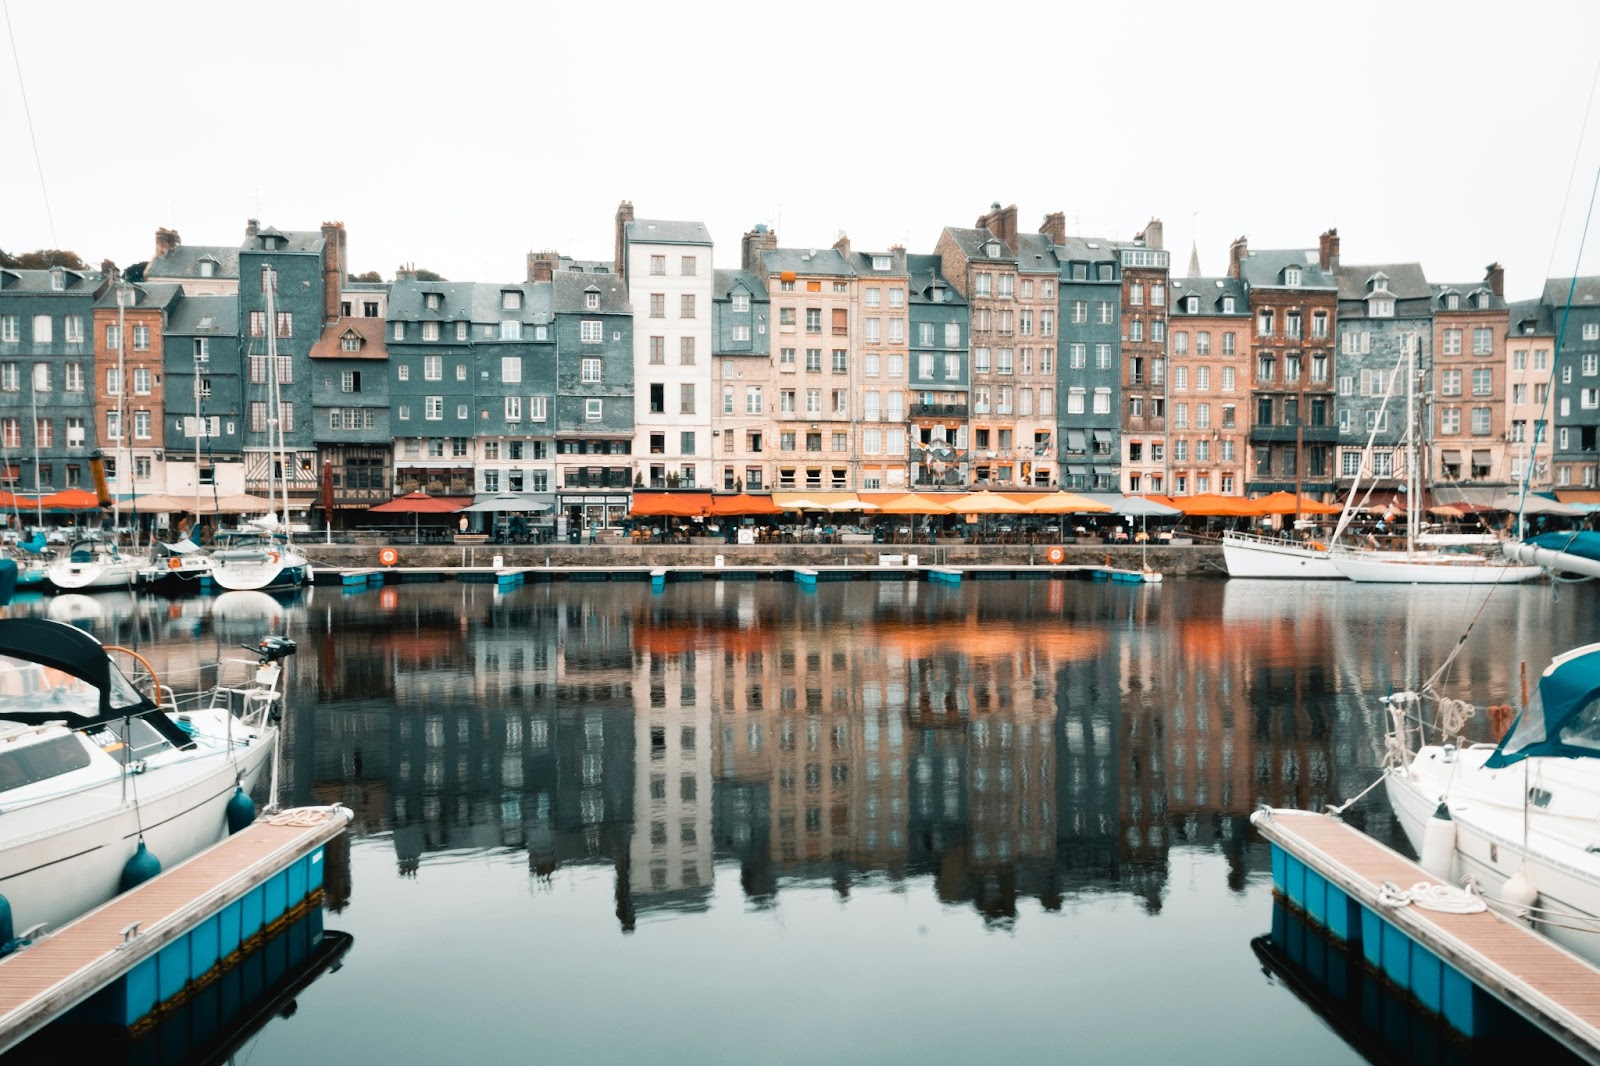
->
xmin=388 ymin=280 xmax=482 ymax=320
xmin=310 ymin=317 xmax=389 ymax=360
xmin=1053 ymin=236 xmax=1120 ymax=265
xmin=1508 ymin=297 xmax=1555 ymax=337
xmin=0 ymin=266 xmax=101 ymax=293
xmin=625 ymin=218 xmax=713 ymax=247
xmin=1336 ymin=262 xmax=1430 ymax=300
xmin=906 ymin=253 xmax=966 ymax=306
xmin=165 ymin=294 xmax=238 ymax=336
xmin=942 ymin=226 xmax=1014 ymax=261
xmin=147 ymin=244 xmax=240 ymax=280
xmin=1236 ymin=249 xmax=1337 ymax=290
xmin=845 ymin=249 xmax=909 ymax=276
xmin=1169 ymin=276 xmax=1248 ymax=315
xmin=94 ymin=282 xmax=183 ymax=311
xmin=713 ymin=269 xmax=768 ymax=300
xmin=1013 ymin=233 xmax=1058 ymax=274
xmin=1540 ymin=276 xmax=1600 ymax=310
xmin=1430 ymin=283 xmax=1506 ymax=313
xmin=552 ymin=271 xmax=628 ymax=313
xmin=760 ymin=246 xmax=855 ymax=276
xmin=239 ymin=227 xmax=325 ymax=254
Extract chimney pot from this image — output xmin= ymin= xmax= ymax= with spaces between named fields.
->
xmin=1486 ymin=261 xmax=1505 ymax=298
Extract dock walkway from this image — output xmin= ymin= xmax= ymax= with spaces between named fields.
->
xmin=0 ymin=806 xmax=351 ymax=1055
xmin=1253 ymin=808 xmax=1600 ymax=1061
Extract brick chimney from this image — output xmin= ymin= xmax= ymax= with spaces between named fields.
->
xmin=832 ymin=233 xmax=851 ymax=258
xmin=527 ymin=250 xmax=560 ymax=283
xmin=1318 ymin=228 xmax=1340 ymax=272
xmin=320 ymin=222 xmax=345 ymax=322
xmin=100 ymin=258 xmax=118 ymax=281
xmin=614 ymin=200 xmax=635 ymax=277
xmin=1137 ymin=218 xmax=1164 ymax=251
xmin=154 ymin=228 xmax=180 ymax=261
xmin=1228 ymin=236 xmax=1249 ymax=278
xmin=742 ymin=224 xmax=778 ymax=274
xmin=245 ymin=219 xmax=259 ymax=241
xmin=1039 ymin=212 xmax=1066 ymax=245
xmin=395 ymin=263 xmax=417 ymax=282
xmin=975 ymin=202 xmax=1018 ymax=248
xmin=1485 ymin=261 xmax=1505 ymax=297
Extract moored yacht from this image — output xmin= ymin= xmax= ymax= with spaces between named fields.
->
xmin=1221 ymin=530 xmax=1342 ymax=579
xmin=208 ymin=529 xmax=309 ymax=592
xmin=44 ymin=538 xmax=143 ymax=592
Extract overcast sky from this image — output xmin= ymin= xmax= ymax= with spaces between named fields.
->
xmin=6 ymin=0 xmax=1600 ymax=299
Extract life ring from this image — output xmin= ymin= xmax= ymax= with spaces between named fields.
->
xmin=379 ymin=547 xmax=399 ymax=567
xmin=1046 ymin=546 xmax=1065 ymax=564
xmin=267 ymin=551 xmax=280 ymax=564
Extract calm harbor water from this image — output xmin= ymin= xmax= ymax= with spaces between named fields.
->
xmin=9 ymin=576 xmax=1598 ymax=1064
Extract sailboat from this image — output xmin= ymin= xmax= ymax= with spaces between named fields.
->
xmin=44 ymin=454 xmax=145 ymax=592
xmin=1330 ymin=335 xmax=1541 ymax=584
xmin=1384 ymin=644 xmax=1600 ymax=966
xmin=210 ymin=271 xmax=309 ymax=592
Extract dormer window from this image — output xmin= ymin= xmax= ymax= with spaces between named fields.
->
xmin=585 ymin=289 xmax=600 ymax=310
xmin=872 ymin=255 xmax=891 ymax=271
xmin=50 ymin=268 xmax=64 ymax=291
xmin=340 ymin=332 xmax=361 ymax=353
xmin=502 ymin=290 xmax=522 ymax=311
xmin=199 ymin=260 xmax=215 ymax=279
xmin=1222 ymin=295 xmax=1235 ymax=314
xmin=1284 ymin=267 xmax=1301 ymax=286
xmin=1446 ymin=293 xmax=1460 ymax=310
xmin=425 ymin=293 xmax=442 ymax=311
xmin=1184 ymin=295 xmax=1198 ymax=314
xmin=1475 ymin=292 xmax=1491 ymax=309
xmin=1369 ymin=297 xmax=1395 ymax=318
xmin=985 ymin=243 xmax=1001 ymax=257
xmin=1367 ymin=272 xmax=1389 ymax=293
xmin=732 ymin=292 xmax=751 ymax=313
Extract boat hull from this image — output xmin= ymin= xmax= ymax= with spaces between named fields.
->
xmin=209 ymin=554 xmax=309 ymax=592
xmin=0 ymin=734 xmax=274 ymax=934
xmin=1222 ymin=535 xmax=1342 ymax=579
xmin=1331 ymin=554 xmax=1542 ymax=583
xmin=1506 ymin=540 xmax=1600 ymax=579
xmin=45 ymin=561 xmax=143 ymax=591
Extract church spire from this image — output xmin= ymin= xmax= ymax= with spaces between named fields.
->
xmin=1186 ymin=240 xmax=1202 ymax=280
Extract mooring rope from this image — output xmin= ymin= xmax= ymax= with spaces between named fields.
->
xmin=1376 ymin=880 xmax=1487 ymax=914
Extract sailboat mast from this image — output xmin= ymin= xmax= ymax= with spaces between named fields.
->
xmin=194 ymin=345 xmax=202 ymax=519
xmin=115 ymin=285 xmax=127 ymax=534
xmin=265 ymin=271 xmax=289 ymax=525
xmin=1406 ymin=333 xmax=1419 ymax=555
xmin=30 ymin=388 xmax=41 ymax=530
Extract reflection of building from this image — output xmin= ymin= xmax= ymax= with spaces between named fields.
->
xmin=629 ymin=640 xmax=713 ymax=913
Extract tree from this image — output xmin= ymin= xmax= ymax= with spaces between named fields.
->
xmin=414 ymin=269 xmax=446 ymax=282
xmin=0 ymin=248 xmax=89 ymax=270
xmin=123 ymin=261 xmax=147 ymax=283
xmin=348 ymin=271 xmax=382 ymax=283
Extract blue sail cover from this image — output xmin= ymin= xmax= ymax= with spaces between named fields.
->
xmin=1529 ymin=530 xmax=1600 ymax=564
xmin=1486 ymin=642 xmax=1600 ymax=767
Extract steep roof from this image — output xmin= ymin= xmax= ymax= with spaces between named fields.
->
xmin=1508 ymin=297 xmax=1556 ymax=337
xmin=1054 ymin=236 xmax=1119 ymax=264
xmin=1170 ymin=276 xmax=1249 ymax=315
xmin=713 ymin=269 xmax=768 ymax=300
xmin=0 ymin=267 xmax=100 ymax=293
xmin=1430 ymin=283 xmax=1507 ymax=313
xmin=625 ymin=218 xmax=713 ymax=247
xmin=239 ymin=227 xmax=325 ymax=254
xmin=906 ymin=253 xmax=966 ymax=306
xmin=1013 ymin=233 xmax=1058 ymax=274
xmin=165 ymin=294 xmax=238 ymax=336
xmin=942 ymin=225 xmax=1013 ymax=261
xmin=146 ymin=244 xmax=240 ymax=280
xmin=1236 ymin=249 xmax=1337 ymax=290
xmin=551 ymin=271 xmax=628 ymax=313
xmin=310 ymin=317 xmax=389 ymax=360
xmin=1335 ymin=262 xmax=1430 ymax=301
xmin=1540 ymin=276 xmax=1600 ymax=310
xmin=760 ymin=246 xmax=855 ymax=276
xmin=94 ymin=281 xmax=183 ymax=310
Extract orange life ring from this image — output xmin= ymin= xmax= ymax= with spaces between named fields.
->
xmin=1046 ymin=546 xmax=1065 ymax=564
xmin=267 ymin=551 xmax=280 ymax=564
xmin=167 ymin=557 xmax=183 ymax=570
xmin=379 ymin=547 xmax=399 ymax=567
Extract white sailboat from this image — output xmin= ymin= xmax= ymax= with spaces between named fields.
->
xmin=1384 ymin=644 xmax=1600 ymax=966
xmin=1331 ymin=335 xmax=1541 ymax=584
xmin=0 ymin=618 xmax=287 ymax=941
xmin=210 ymin=270 xmax=308 ymax=592
xmin=44 ymin=535 xmax=142 ymax=591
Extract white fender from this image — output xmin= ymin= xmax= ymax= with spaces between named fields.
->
xmin=1419 ymin=803 xmax=1457 ymax=880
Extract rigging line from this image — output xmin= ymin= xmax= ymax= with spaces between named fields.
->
xmin=1 ymin=0 xmax=57 ymax=248
xmin=1540 ymin=55 xmax=1600 ymax=286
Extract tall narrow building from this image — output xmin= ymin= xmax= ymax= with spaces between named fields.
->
xmin=1168 ymin=276 xmax=1250 ymax=495
xmin=1429 ymin=267 xmax=1507 ymax=489
xmin=1117 ymin=221 xmax=1170 ymax=494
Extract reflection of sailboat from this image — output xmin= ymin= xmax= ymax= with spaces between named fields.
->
xmin=45 ymin=593 xmax=107 ymax=624
xmin=211 ymin=271 xmax=309 ymax=592
xmin=1384 ymin=643 xmax=1600 ymax=967
xmin=210 ymin=589 xmax=294 ymax=633
xmin=1332 ymin=336 xmax=1540 ymax=584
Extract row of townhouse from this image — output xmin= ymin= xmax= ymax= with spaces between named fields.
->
xmin=3 ymin=205 xmax=1597 ymax=531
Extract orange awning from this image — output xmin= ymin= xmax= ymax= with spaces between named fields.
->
xmin=368 ymin=492 xmax=474 ymax=514
xmin=630 ymin=492 xmax=713 ymax=518
xmin=40 ymin=488 xmax=101 ymax=510
xmin=874 ymin=493 xmax=956 ymax=515
xmin=708 ymin=493 xmax=782 ymax=516
xmin=1245 ymin=491 xmax=1343 ymax=516
xmin=1170 ymin=493 xmax=1257 ymax=517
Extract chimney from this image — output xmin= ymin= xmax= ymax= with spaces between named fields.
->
xmin=614 ymin=200 xmax=634 ymax=278
xmin=100 ymin=258 xmax=118 ymax=282
xmin=395 ymin=263 xmax=417 ymax=283
xmin=154 ymin=228 xmax=180 ymax=261
xmin=245 ymin=219 xmax=259 ymax=240
xmin=975 ymin=202 xmax=1018 ymax=247
xmin=1137 ymin=218 xmax=1164 ymax=251
xmin=742 ymin=224 xmax=778 ymax=275
xmin=832 ymin=233 xmax=851 ymax=258
xmin=1228 ymin=236 xmax=1249 ymax=278
xmin=527 ymin=250 xmax=559 ymax=283
xmin=1486 ymin=261 xmax=1505 ymax=298
xmin=1318 ymin=228 xmax=1340 ymax=272
xmin=321 ymin=222 xmax=345 ymax=322
xmin=1039 ymin=211 xmax=1066 ymax=245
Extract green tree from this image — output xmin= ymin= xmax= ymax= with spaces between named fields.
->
xmin=348 ymin=270 xmax=382 ymax=283
xmin=123 ymin=261 xmax=147 ymax=283
xmin=414 ymin=269 xmax=446 ymax=282
xmin=0 ymin=248 xmax=89 ymax=270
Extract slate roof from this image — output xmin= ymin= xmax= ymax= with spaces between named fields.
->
xmin=1430 ymin=283 xmax=1506 ymax=313
xmin=713 ymin=269 xmax=768 ymax=300
xmin=906 ymin=253 xmax=966 ymax=306
xmin=387 ymin=280 xmax=483 ymax=322
xmin=239 ymin=228 xmax=325 ymax=254
xmin=1170 ymin=276 xmax=1248 ymax=315
xmin=1508 ymin=297 xmax=1555 ymax=336
xmin=94 ymin=281 xmax=183 ymax=310
xmin=1013 ymin=233 xmax=1058 ymax=274
xmin=1540 ymin=276 xmax=1600 ymax=309
xmin=310 ymin=317 xmax=390 ymax=360
xmin=846 ymin=249 xmax=908 ymax=276
xmin=165 ymin=294 xmax=238 ymax=336
xmin=1335 ymin=262 xmax=1430 ymax=301
xmin=552 ymin=271 xmax=629 ymax=314
xmin=0 ymin=267 xmax=100 ymax=292
xmin=1236 ymin=249 xmax=1337 ymax=290
xmin=625 ymin=218 xmax=713 ymax=246
xmin=146 ymin=244 xmax=240 ymax=281
xmin=1053 ymin=236 xmax=1120 ymax=265
xmin=942 ymin=225 xmax=1013 ymax=260
xmin=760 ymin=247 xmax=855 ymax=276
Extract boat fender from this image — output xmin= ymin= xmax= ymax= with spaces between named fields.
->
xmin=226 ymin=786 xmax=257 ymax=834
xmin=119 ymin=841 xmax=162 ymax=891
xmin=1419 ymin=802 xmax=1457 ymax=880
xmin=1500 ymin=863 xmax=1539 ymax=925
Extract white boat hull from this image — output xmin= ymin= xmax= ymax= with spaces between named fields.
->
xmin=1222 ymin=534 xmax=1342 ymax=579
xmin=1332 ymin=553 xmax=1542 ymax=584
xmin=0 ymin=732 xmax=274 ymax=934
xmin=1386 ymin=747 xmax=1600 ymax=966
xmin=45 ymin=560 xmax=143 ymax=591
xmin=210 ymin=551 xmax=309 ymax=592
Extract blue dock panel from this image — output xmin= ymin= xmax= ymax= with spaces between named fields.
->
xmin=1410 ymin=943 xmax=1443 ymax=1015
xmin=1360 ymin=906 xmax=1383 ymax=968
xmin=219 ymin=898 xmax=242 ymax=958
xmin=309 ymin=846 xmax=325 ymax=890
xmin=263 ymin=870 xmax=289 ymax=925
xmin=190 ymin=913 xmax=221 ymax=976
xmin=1442 ymin=965 xmax=1481 ymax=1038
xmin=1380 ymin=920 xmax=1410 ymax=988
xmin=240 ymin=885 xmax=264 ymax=940
xmin=156 ymin=939 xmax=188 ymax=1004
xmin=1304 ymin=869 xmax=1328 ymax=926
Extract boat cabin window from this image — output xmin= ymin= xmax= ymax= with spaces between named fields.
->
xmin=0 ymin=654 xmax=145 ymax=718
xmin=1557 ymin=695 xmax=1600 ymax=752
xmin=0 ymin=735 xmax=92 ymax=790
xmin=89 ymin=717 xmax=174 ymax=761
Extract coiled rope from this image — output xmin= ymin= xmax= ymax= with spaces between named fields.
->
xmin=265 ymin=806 xmax=336 ymax=827
xmin=1435 ymin=698 xmax=1476 ymax=738
xmin=1376 ymin=880 xmax=1487 ymax=914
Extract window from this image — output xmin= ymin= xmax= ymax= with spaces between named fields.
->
xmin=1471 ymin=407 xmax=1492 ymax=434
xmin=1097 ymin=302 xmax=1114 ymax=325
xmin=530 ymin=396 xmax=547 ymax=422
xmin=1473 ymin=327 xmax=1493 ymax=355
xmin=576 ymin=356 xmax=601 ymax=383
xmin=105 ymin=409 xmax=121 ymax=441
xmin=1312 ymin=312 xmax=1328 ymax=338
xmin=585 ymin=399 xmax=603 ymax=422
xmin=805 ymin=388 xmax=821 ymax=415
xmin=34 ymin=417 xmax=51 ymax=448
xmin=1585 ymin=352 xmax=1600 ymax=376
xmin=275 ymin=312 xmax=292 ymax=338
xmin=1586 ymin=322 xmax=1600 ymax=341
xmin=422 ymin=321 xmax=440 ymax=342
xmin=500 ymin=320 xmax=522 ymax=341
xmin=425 ymin=396 xmax=443 ymax=420
xmin=1443 ymin=329 xmax=1462 ymax=355
xmin=1441 ymin=369 xmax=1461 ymax=396
xmin=679 ymin=383 xmax=695 ymax=415
xmin=1092 ymin=388 xmax=1111 ymax=414
xmin=1285 ymin=312 xmax=1301 ymax=338
xmin=805 ymin=348 xmax=822 ymax=372
xmin=397 ymin=363 xmax=410 ymax=381
xmin=1257 ymin=309 xmax=1274 ymax=336
xmin=392 ymin=321 xmax=404 ymax=341
xmin=679 ymin=336 xmax=696 ymax=365
xmin=106 ymin=367 xmax=122 ymax=395
xmin=500 ymin=290 xmax=522 ymax=311
xmin=1096 ymin=344 xmax=1111 ymax=370
xmin=579 ymin=320 xmax=603 ymax=344
xmin=134 ymin=410 xmax=151 ymax=439
xmin=31 ymin=314 xmax=52 ymax=344
xmin=1071 ymin=300 xmax=1088 ymax=324
xmin=1069 ymin=344 xmax=1085 ymax=369
xmin=132 ymin=367 xmax=150 ymax=395
xmin=780 ymin=390 xmax=795 ymax=414
xmin=1472 ymin=368 xmax=1493 ymax=396
xmin=505 ymin=396 xmax=522 ymax=421
xmin=30 ymin=363 xmax=49 ymax=392
xmin=1130 ymin=319 xmax=1143 ymax=342
xmin=974 ymin=348 xmax=990 ymax=373
xmin=424 ymin=355 xmax=442 ymax=380
xmin=1066 ymin=387 xmax=1085 ymax=414
xmin=64 ymin=315 xmax=82 ymax=343
xmin=680 ymin=294 xmax=696 ymax=319
xmin=64 ymin=362 xmax=82 ymax=391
